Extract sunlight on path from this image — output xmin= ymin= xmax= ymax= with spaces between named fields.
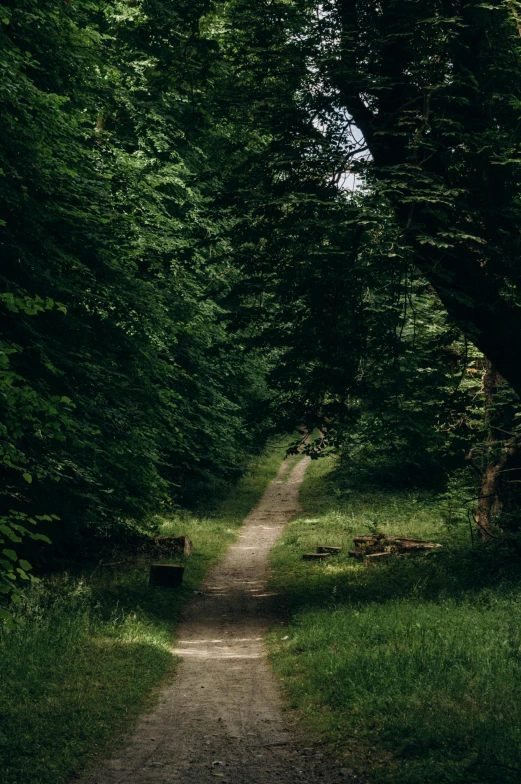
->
xmin=76 ymin=456 xmax=349 ymax=784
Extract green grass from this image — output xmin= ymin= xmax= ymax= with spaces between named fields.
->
xmin=268 ymin=456 xmax=521 ymax=784
xmin=0 ymin=438 xmax=291 ymax=784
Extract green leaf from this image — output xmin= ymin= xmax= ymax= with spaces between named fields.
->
xmin=23 ymin=473 xmax=32 ymax=484
xmin=29 ymin=533 xmax=51 ymax=543
xmin=2 ymin=549 xmax=17 ymax=561
xmin=0 ymin=526 xmax=22 ymax=543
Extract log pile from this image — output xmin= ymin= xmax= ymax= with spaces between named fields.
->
xmin=349 ymin=534 xmax=441 ymax=560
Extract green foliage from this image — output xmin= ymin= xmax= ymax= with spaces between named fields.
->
xmin=1 ymin=577 xmax=175 ymax=784
xmin=1 ymin=0 xmax=521 ymax=656
xmin=0 ymin=511 xmax=53 ymax=627
xmin=323 ymin=0 xmax=521 ymax=396
xmin=210 ymin=2 xmax=491 ymax=486
xmin=268 ymin=455 xmax=521 ymax=784
xmin=0 ymin=0 xmax=275 ymax=607
xmin=0 ymin=438 xmax=289 ymax=783
xmin=212 ymin=0 xmax=521 ymax=511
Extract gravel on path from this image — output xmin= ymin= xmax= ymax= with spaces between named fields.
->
xmin=76 ymin=456 xmax=358 ymax=784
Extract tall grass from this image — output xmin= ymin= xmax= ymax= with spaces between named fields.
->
xmin=268 ymin=457 xmax=521 ymax=784
xmin=0 ymin=438 xmax=291 ymax=784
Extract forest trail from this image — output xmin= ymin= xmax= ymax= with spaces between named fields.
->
xmin=77 ymin=456 xmax=349 ymax=784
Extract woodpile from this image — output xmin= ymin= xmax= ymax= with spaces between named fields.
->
xmin=349 ymin=534 xmax=442 ymax=560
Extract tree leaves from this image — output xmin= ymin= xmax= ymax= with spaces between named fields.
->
xmin=0 ymin=0 xmax=274 ymax=613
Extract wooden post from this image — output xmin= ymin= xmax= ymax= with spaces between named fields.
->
xmin=149 ymin=564 xmax=184 ymax=587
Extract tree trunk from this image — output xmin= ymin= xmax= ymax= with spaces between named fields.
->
xmin=469 ymin=364 xmax=521 ymax=539
xmin=334 ymin=0 xmax=521 ymax=398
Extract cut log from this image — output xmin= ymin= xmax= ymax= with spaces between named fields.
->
xmin=149 ymin=563 xmax=184 ymax=587
xmin=302 ymin=553 xmax=331 ymax=561
xmin=353 ymin=535 xmax=383 ymax=544
xmin=174 ymin=534 xmax=193 ymax=555
xmin=316 ymin=546 xmax=343 ymax=554
xmin=394 ymin=541 xmax=441 ymax=551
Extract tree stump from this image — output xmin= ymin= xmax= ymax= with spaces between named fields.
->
xmin=175 ymin=534 xmax=193 ymax=555
xmin=148 ymin=534 xmax=193 ymax=556
xmin=149 ymin=563 xmax=184 ymax=587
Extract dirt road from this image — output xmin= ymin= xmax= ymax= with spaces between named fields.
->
xmin=78 ymin=456 xmax=351 ymax=784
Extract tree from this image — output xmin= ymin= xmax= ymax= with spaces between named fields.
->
xmin=0 ymin=0 xmax=273 ymax=613
xmin=319 ymin=0 xmax=521 ymax=397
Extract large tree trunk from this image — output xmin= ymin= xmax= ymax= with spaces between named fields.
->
xmin=334 ymin=0 xmax=521 ymax=397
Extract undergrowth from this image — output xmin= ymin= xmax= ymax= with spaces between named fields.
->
xmin=268 ymin=456 xmax=521 ymax=784
xmin=0 ymin=438 xmax=291 ymax=784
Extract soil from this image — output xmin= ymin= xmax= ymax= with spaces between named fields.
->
xmin=77 ymin=457 xmax=359 ymax=784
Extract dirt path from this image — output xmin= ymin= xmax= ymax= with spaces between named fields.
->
xmin=78 ymin=457 xmax=350 ymax=784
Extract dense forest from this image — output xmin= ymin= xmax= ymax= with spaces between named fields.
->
xmin=3 ymin=0 xmax=521 ymax=609
xmin=3 ymin=1 xmax=521 ymax=782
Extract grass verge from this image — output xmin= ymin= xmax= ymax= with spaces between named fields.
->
xmin=0 ymin=438 xmax=291 ymax=784
xmin=268 ymin=456 xmax=521 ymax=784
